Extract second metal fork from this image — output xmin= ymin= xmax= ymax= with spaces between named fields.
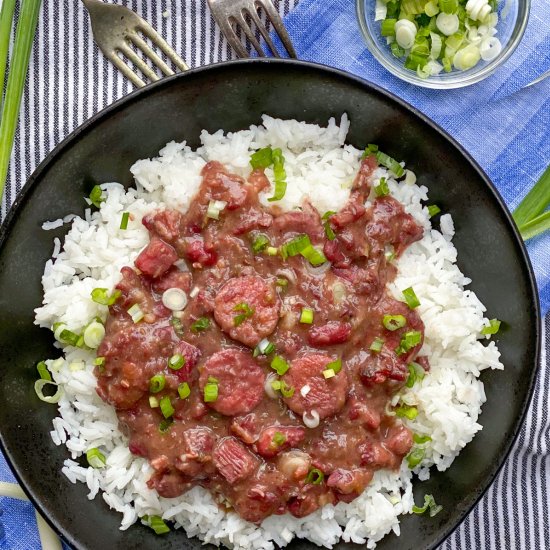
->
xmin=207 ymin=0 xmax=297 ymax=59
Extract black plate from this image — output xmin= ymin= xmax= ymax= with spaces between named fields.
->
xmin=0 ymin=59 xmax=540 ymax=550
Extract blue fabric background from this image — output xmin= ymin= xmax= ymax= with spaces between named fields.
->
xmin=282 ymin=0 xmax=550 ymax=313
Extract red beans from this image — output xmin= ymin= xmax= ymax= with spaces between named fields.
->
xmin=307 ymin=321 xmax=352 ymax=347
xmin=256 ymin=426 xmax=306 ymax=458
xmin=326 ymin=468 xmax=374 ymax=496
xmin=135 ymin=237 xmax=178 ymax=279
xmin=281 ymin=354 xmax=349 ymax=420
xmin=199 ymin=349 xmax=265 ymax=416
xmin=151 ymin=268 xmax=192 ymax=294
xmin=214 ymin=275 xmax=280 ymax=347
xmin=142 ymin=209 xmax=183 ymax=243
xmin=185 ymin=238 xmax=217 ymax=267
xmin=213 ymin=437 xmax=259 ymax=484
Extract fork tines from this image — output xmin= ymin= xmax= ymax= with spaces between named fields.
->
xmin=208 ymin=0 xmax=297 ymax=59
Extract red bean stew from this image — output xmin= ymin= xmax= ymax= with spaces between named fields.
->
xmin=95 ymin=154 xmax=426 ymax=523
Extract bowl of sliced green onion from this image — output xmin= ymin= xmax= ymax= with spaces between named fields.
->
xmin=356 ymin=0 xmax=530 ymax=88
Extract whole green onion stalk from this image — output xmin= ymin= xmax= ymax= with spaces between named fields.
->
xmin=0 ymin=0 xmax=42 ymax=199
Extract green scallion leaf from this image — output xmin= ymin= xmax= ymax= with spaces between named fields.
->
xmin=91 ymin=287 xmax=121 ymax=306
xmin=427 ymin=204 xmax=441 ymax=218
xmin=374 ymin=177 xmax=390 ymax=197
xmin=305 ymin=468 xmax=324 ymax=485
xmin=159 ymin=417 xmax=174 ymax=433
xmin=299 ymin=308 xmax=314 ymax=324
xmin=88 ymin=185 xmax=104 ymax=208
xmin=233 ymin=302 xmax=255 ymax=327
xmin=512 ymin=164 xmax=550 ymax=229
xmin=481 ymin=318 xmax=501 ymax=335
xmin=171 ymin=315 xmax=185 ymax=337
xmin=120 ymin=211 xmax=130 ymax=230
xmin=395 ymin=404 xmax=419 ymax=420
xmin=144 ymin=515 xmax=171 ymax=535
xmin=325 ymin=358 xmax=342 ymax=374
xmin=402 ymin=287 xmax=420 ymax=309
xmin=413 ymin=433 xmax=432 ymax=445
xmin=268 ymin=148 xmax=288 ymax=202
xmin=168 ymin=354 xmax=185 ymax=370
xmin=149 ymin=374 xmax=166 ymax=394
xmin=86 ymin=448 xmax=106 ymax=469
xmin=279 ymin=380 xmax=295 ymax=398
xmin=369 ymin=337 xmax=385 ymax=353
xmin=272 ymin=431 xmax=286 ymax=446
xmin=178 ymin=382 xmax=191 ymax=400
xmin=300 ymin=244 xmax=327 ymax=266
xmin=0 ymin=1 xmax=17 ymax=102
xmin=250 ymin=147 xmax=273 ymax=169
xmin=376 ymin=151 xmax=405 ymax=178
xmin=270 ymin=355 xmax=290 ymax=376
xmin=204 ymin=379 xmax=219 ymax=402
xmin=191 ymin=317 xmax=210 ymax=333
xmin=381 ymin=18 xmax=397 ymax=36
xmin=36 ymin=361 xmax=52 ymax=381
xmin=382 ymin=314 xmax=407 ymax=331
xmin=324 ymin=220 xmax=336 ymax=240
xmin=159 ymin=396 xmax=175 ymax=419
xmin=396 ymin=330 xmax=422 ymax=355
xmin=252 ymin=234 xmax=270 ymax=253
xmin=517 ymin=210 xmax=550 ymax=241
xmin=412 ymin=494 xmax=443 ymax=517
xmin=406 ymin=447 xmax=425 ymax=468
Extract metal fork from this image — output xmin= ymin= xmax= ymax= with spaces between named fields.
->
xmin=207 ymin=0 xmax=297 ymax=59
xmin=81 ymin=0 xmax=188 ymax=88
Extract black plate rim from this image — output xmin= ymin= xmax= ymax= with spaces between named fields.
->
xmin=0 ymin=57 xmax=542 ymax=550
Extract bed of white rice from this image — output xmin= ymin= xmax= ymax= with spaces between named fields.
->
xmin=35 ymin=115 xmax=503 ymax=549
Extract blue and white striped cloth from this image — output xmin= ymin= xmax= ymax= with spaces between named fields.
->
xmin=0 ymin=1 xmax=548 ymax=549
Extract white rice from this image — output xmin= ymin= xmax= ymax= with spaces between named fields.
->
xmin=34 ymin=115 xmax=503 ymax=549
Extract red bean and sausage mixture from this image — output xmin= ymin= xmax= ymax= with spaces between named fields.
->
xmin=95 ymin=154 xmax=426 ymax=523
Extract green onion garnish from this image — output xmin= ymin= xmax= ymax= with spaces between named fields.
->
xmin=396 ymin=330 xmax=422 ymax=355
xmin=374 ymin=177 xmax=390 ymax=197
xmin=191 ymin=317 xmax=210 ymax=333
xmin=0 ymin=0 xmax=41 ymax=197
xmin=427 ymin=204 xmax=441 ymax=218
xmin=159 ymin=417 xmax=174 ymax=433
xmin=58 ymin=328 xmax=81 ymax=347
xmin=305 ymin=468 xmax=324 ymax=485
xmin=382 ymin=314 xmax=407 ymax=331
xmin=413 ymin=433 xmax=432 ymax=444
xmin=439 ymin=0 xmax=458 ymax=13
xmin=149 ymin=396 xmax=159 ymax=408
xmin=299 ymin=308 xmax=314 ymax=324
xmin=128 ymin=303 xmax=144 ymax=324
xmin=143 ymin=515 xmax=171 ymax=535
xmin=375 ymin=151 xmax=404 ymax=178
xmin=36 ymin=361 xmax=52 ymax=381
xmin=91 ymin=288 xmax=121 ymax=306
xmin=159 ymin=396 xmax=174 ymax=419
xmin=252 ymin=234 xmax=270 ymax=253
xmin=325 ymin=358 xmax=342 ymax=374
xmin=412 ymin=494 xmax=443 ymax=517
xmin=120 ymin=212 xmax=130 ymax=230
xmin=381 ymin=18 xmax=397 ymax=36
xmin=369 ymin=337 xmax=385 ymax=353
xmin=281 ymin=234 xmax=311 ymax=259
xmin=254 ymin=338 xmax=275 ymax=357
xmin=34 ymin=379 xmax=62 ymax=404
xmin=168 ymin=354 xmax=185 ymax=371
xmin=276 ymin=277 xmax=288 ymax=287
xmin=268 ymin=148 xmax=287 ymax=202
xmin=300 ymin=244 xmax=327 ymax=266
xmin=83 ymin=320 xmax=105 ymax=349
xmin=250 ymin=147 xmax=274 ymax=169
xmin=272 ymin=431 xmax=286 ymax=446
xmin=402 ymin=287 xmax=420 ymax=309
xmin=323 ymin=368 xmax=336 ymax=379
xmin=86 ymin=448 xmax=106 ymax=469
xmin=178 ymin=382 xmax=191 ymax=400
xmin=279 ymin=381 xmax=295 ymax=398
xmin=323 ymin=220 xmax=336 ymax=241
xmin=206 ymin=199 xmax=227 ymax=220
xmin=406 ymin=447 xmax=425 ymax=468
xmin=171 ymin=315 xmax=185 ymax=337
xmin=266 ymin=246 xmax=279 ymax=256
xmin=233 ymin=302 xmax=255 ymax=327
xmin=94 ymin=356 xmax=106 ymax=368
xmin=270 ymin=355 xmax=290 ymax=376
xmin=405 ymin=362 xmax=425 ymax=388
xmin=481 ymin=318 xmax=501 ymax=335
xmin=88 ymin=185 xmax=104 ymax=208
xmin=149 ymin=374 xmax=166 ymax=394
xmin=513 ymin=164 xmax=550 ymax=239
xmin=395 ymin=404 xmax=418 ymax=420
xmin=204 ymin=378 xmax=219 ymax=402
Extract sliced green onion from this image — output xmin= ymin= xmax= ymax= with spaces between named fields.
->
xmin=149 ymin=396 xmax=159 ymax=408
xmin=512 ymin=164 xmax=550 ymax=229
xmin=88 ymin=185 xmax=104 ymax=208
xmin=268 ymin=148 xmax=288 ymax=202
xmin=402 ymin=287 xmax=421 ymax=309
xmin=412 ymin=494 xmax=443 ymax=517
xmin=300 ymin=244 xmax=327 ymax=267
xmin=281 ymin=234 xmax=311 ymax=259
xmin=299 ymin=308 xmax=314 ymax=324
xmin=517 ymin=211 xmax=550 ymax=241
xmin=252 ymin=234 xmax=270 ymax=253
xmin=178 ymin=382 xmax=191 ymax=400
xmin=271 ymin=355 xmax=290 ymax=376
xmin=171 ymin=315 xmax=185 ymax=337
xmin=0 ymin=0 xmax=42 ymax=197
xmin=276 ymin=277 xmax=288 ymax=287
xmin=407 ymin=447 xmax=425 ymax=468
xmin=438 ymin=0 xmax=458 ymax=13
xmin=86 ymin=448 xmax=106 ymax=469
xmin=255 ymin=338 xmax=275 ymax=357
xmin=191 ymin=317 xmax=210 ymax=333
xmin=158 ymin=417 xmax=174 ymax=433
xmin=120 ymin=212 xmax=130 ymax=230
xmin=391 ymin=41 xmax=405 ymax=58
xmin=323 ymin=220 xmax=336 ymax=240
xmin=323 ymin=368 xmax=336 ymax=379
xmin=381 ymin=18 xmax=397 ymax=36
xmin=83 ymin=320 xmax=105 ymax=349
xmin=149 ymin=374 xmax=166 ymax=394
xmin=91 ymin=288 xmax=121 ymax=306
xmin=279 ymin=381 xmax=295 ymax=398
xmin=250 ymin=147 xmax=274 ymax=169
xmin=271 ymin=380 xmax=282 ymax=392
xmin=233 ymin=302 xmax=255 ymax=327
xmin=481 ymin=318 xmax=501 ymax=335
xmin=266 ymin=246 xmax=279 ymax=256
xmin=206 ymin=200 xmax=227 ymax=220
xmin=382 ymin=314 xmax=407 ymax=331
xmin=374 ymin=177 xmax=390 ymax=197
xmin=385 ymin=244 xmax=396 ymax=262
xmin=36 ymin=361 xmax=52 ymax=381
xmin=160 ymin=396 xmax=175 ymax=419
xmin=405 ymin=363 xmax=418 ymax=388
xmin=94 ymin=356 xmax=106 ymax=369
xmin=395 ymin=404 xmax=419 ymax=419
xmin=204 ymin=379 xmax=219 ymax=402
xmin=376 ymin=151 xmax=405 ymax=178
xmin=168 ymin=354 xmax=185 ymax=371
xmin=272 ymin=431 xmax=286 ymax=446
xmin=369 ymin=337 xmax=385 ymax=353
xmin=413 ymin=433 xmax=432 ymax=444
xmin=427 ymin=204 xmax=441 ymax=217
xmin=34 ymin=379 xmax=62 ymax=404
xmin=128 ymin=303 xmax=144 ymax=324
xmin=58 ymin=328 xmax=81 ymax=347
xmin=322 ymin=211 xmax=337 ymax=220
xmin=305 ymin=468 xmax=324 ymax=485
xmin=425 ymin=0 xmax=440 ymax=16
xmin=453 ymin=44 xmax=481 ymax=71
xmin=326 ymin=358 xmax=342 ymax=374
xmin=144 ymin=515 xmax=171 ymax=535
xmin=396 ymin=330 xmax=422 ymax=355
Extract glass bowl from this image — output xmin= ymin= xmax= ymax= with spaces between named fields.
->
xmin=356 ymin=0 xmax=530 ymax=88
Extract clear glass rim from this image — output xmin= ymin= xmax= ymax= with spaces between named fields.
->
xmin=355 ymin=0 xmax=531 ymax=89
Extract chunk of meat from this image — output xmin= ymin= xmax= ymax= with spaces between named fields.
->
xmin=328 ymin=194 xmax=366 ymax=229
xmin=307 ymin=321 xmax=352 ymax=347
xmin=384 ymin=424 xmax=413 ymax=456
xmin=135 ymin=237 xmax=178 ymax=279
xmin=151 ymin=268 xmax=192 ymax=294
xmin=175 ymin=427 xmax=216 ymax=478
xmin=201 ymin=161 xmax=249 ymax=209
xmin=213 ymin=437 xmax=259 ymax=484
xmin=214 ymin=275 xmax=280 ymax=347
xmin=272 ymin=202 xmax=325 ymax=243
xmin=231 ymin=414 xmax=261 ymax=445
xmin=287 ymin=488 xmax=335 ymax=518
xmin=199 ymin=349 xmax=265 ymax=416
xmin=348 ymin=399 xmax=381 ymax=430
xmin=114 ymin=266 xmax=156 ymax=318
xmin=142 ymin=209 xmax=183 ymax=243
xmin=326 ymin=468 xmax=374 ymax=496
xmin=232 ymin=207 xmax=273 ymax=235
xmin=352 ymin=154 xmax=378 ymax=192
xmin=96 ymin=360 xmax=145 ymax=410
xmin=282 ymin=354 xmax=349 ymax=420
xmin=172 ymin=340 xmax=201 ymax=381
xmin=184 ymin=238 xmax=217 ymax=267
xmin=147 ymin=469 xmax=191 ymax=498
xmin=248 ymin=168 xmax=271 ymax=193
xmin=358 ymin=347 xmax=409 ymax=386
xmin=359 ymin=441 xmax=398 ymax=469
xmin=256 ymin=426 xmax=306 ymax=458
